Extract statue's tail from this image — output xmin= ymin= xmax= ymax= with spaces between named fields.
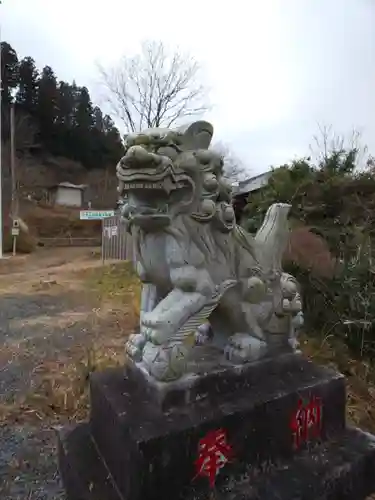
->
xmin=254 ymin=203 xmax=291 ymax=277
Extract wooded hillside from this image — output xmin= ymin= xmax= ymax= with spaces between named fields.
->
xmin=1 ymin=40 xmax=123 ymax=169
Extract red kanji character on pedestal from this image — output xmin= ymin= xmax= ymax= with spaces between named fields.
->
xmin=290 ymin=398 xmax=308 ymax=449
xmin=306 ymin=395 xmax=322 ymax=439
xmin=194 ymin=428 xmax=233 ymax=488
xmin=290 ymin=395 xmax=323 ymax=450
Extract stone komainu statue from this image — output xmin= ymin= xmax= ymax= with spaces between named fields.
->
xmin=116 ymin=121 xmax=303 ymax=382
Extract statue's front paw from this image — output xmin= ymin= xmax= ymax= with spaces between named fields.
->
xmin=142 ymin=314 xmax=175 ymax=345
xmin=125 ymin=333 xmax=147 ymax=362
xmin=142 ymin=342 xmax=188 ymax=381
xmin=224 ymin=333 xmax=267 ymax=364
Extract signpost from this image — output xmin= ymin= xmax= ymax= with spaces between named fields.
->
xmin=79 ymin=210 xmax=115 ymax=220
xmin=80 ymin=210 xmax=116 ymax=265
xmin=104 ymin=226 xmax=118 ymax=237
xmin=12 ymin=218 xmax=19 ymax=256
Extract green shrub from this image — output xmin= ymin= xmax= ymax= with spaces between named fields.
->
xmin=244 ymin=148 xmax=375 ymax=358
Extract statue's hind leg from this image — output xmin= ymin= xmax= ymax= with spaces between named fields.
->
xmin=214 ymin=287 xmax=268 ymax=364
xmin=223 ymin=302 xmax=268 ymax=364
xmin=224 ymin=332 xmax=267 ymax=364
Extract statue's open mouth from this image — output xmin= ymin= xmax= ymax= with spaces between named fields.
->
xmin=121 ymin=171 xmax=182 ymax=195
xmin=117 ymin=144 xmax=194 ymax=228
xmin=121 ymin=179 xmax=170 ymax=223
xmin=120 ymin=172 xmax=192 ymax=228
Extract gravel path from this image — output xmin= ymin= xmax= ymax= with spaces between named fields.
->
xmin=0 ymin=292 xmax=94 ymax=500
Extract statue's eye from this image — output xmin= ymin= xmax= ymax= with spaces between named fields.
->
xmin=156 ymin=146 xmax=179 ymax=161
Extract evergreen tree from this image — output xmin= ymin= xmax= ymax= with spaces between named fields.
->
xmin=54 ymin=81 xmax=76 ymax=156
xmin=56 ymin=81 xmax=75 ymax=127
xmin=1 ymin=42 xmax=19 ymax=140
xmin=72 ymin=86 xmax=94 ymax=165
xmin=16 ymin=56 xmax=39 ymax=115
xmin=36 ymin=65 xmax=58 ymax=149
xmin=69 ymin=80 xmax=80 ymax=125
xmin=93 ymin=106 xmax=104 ymax=132
xmin=0 ymin=41 xmax=19 ymax=106
xmin=74 ymin=86 xmax=94 ymax=131
xmin=102 ymin=114 xmax=124 ymax=163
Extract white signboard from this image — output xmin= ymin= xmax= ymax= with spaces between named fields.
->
xmin=80 ymin=210 xmax=115 ymax=220
xmin=11 ymin=228 xmax=20 ymax=236
xmin=104 ymin=226 xmax=118 ymax=237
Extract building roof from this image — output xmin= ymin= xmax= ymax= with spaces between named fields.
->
xmin=49 ymin=182 xmax=87 ymax=190
xmin=232 ymin=171 xmax=272 ymax=196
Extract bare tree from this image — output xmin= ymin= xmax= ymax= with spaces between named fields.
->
xmin=212 ymin=141 xmax=250 ymax=183
xmin=310 ymin=123 xmax=370 ymax=171
xmin=98 ymin=40 xmax=210 ymax=133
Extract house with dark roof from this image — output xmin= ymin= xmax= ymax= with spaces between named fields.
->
xmin=232 ymin=171 xmax=272 ymax=223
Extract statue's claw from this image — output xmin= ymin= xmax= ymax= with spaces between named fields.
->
xmin=125 ymin=333 xmax=147 ymax=362
xmin=142 ymin=342 xmax=189 ymax=381
xmin=194 ymin=323 xmax=214 ymax=346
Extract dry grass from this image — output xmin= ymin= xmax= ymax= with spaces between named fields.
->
xmin=24 ymin=202 xmax=101 ymax=239
xmin=0 ymin=329 xmax=129 ymax=424
xmin=0 ymin=258 xmax=141 ymax=424
xmin=81 ymin=260 xmax=141 ymax=315
xmin=300 ymin=332 xmax=375 ymax=433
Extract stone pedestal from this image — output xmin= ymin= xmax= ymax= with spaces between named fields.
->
xmin=58 ymin=353 xmax=375 ymax=500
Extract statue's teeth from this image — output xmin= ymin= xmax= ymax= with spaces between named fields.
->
xmin=122 ymin=181 xmax=167 ymax=190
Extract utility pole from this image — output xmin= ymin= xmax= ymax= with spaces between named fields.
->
xmin=10 ymin=101 xmax=18 ymax=256
xmin=0 ymin=20 xmax=4 ymax=258
xmin=10 ymin=102 xmax=15 ymax=215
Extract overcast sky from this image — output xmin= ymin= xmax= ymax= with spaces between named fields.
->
xmin=2 ymin=0 xmax=374 ymax=175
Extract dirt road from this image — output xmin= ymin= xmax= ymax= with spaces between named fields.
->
xmin=0 ymin=248 xmax=129 ymax=500
xmin=1 ymin=297 xmax=85 ymax=498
